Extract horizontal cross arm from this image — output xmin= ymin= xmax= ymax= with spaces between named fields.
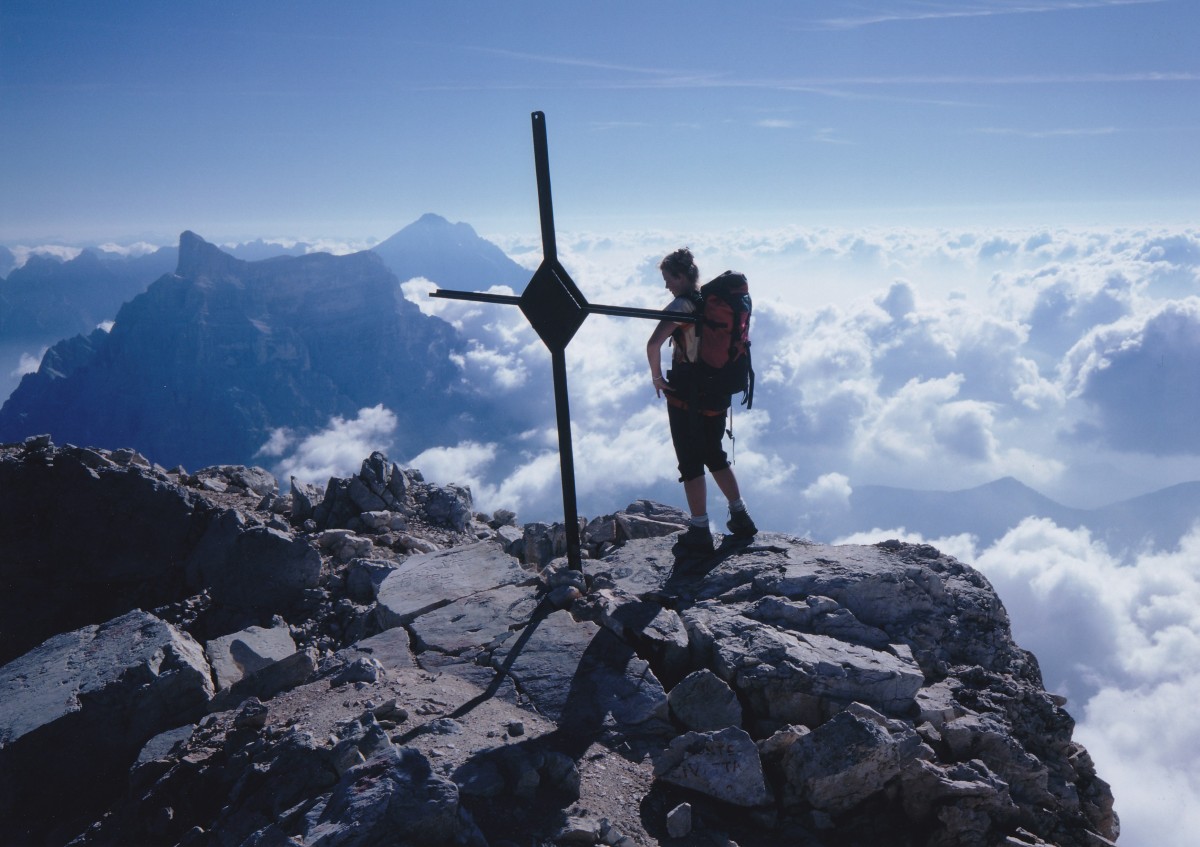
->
xmin=587 ymin=303 xmax=701 ymax=323
xmin=430 ymin=289 xmax=523 ymax=306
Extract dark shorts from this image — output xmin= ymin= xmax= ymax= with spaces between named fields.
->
xmin=668 ymin=403 xmax=730 ymax=483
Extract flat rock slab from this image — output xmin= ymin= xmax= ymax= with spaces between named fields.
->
xmin=588 ymin=536 xmax=680 ymax=597
xmin=336 ymin=626 xmax=419 ymax=672
xmin=376 ymin=542 xmax=532 ymax=627
xmin=593 ymin=532 xmax=805 ymax=602
xmin=205 ymin=620 xmax=297 ymax=690
xmin=410 ymin=582 xmax=541 ymax=657
xmin=489 ymin=609 xmax=669 ymax=735
xmin=0 ymin=608 xmax=213 ymax=744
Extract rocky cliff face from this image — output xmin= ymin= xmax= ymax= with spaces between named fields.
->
xmin=0 ymin=232 xmax=495 ymax=470
xmin=0 ymin=436 xmax=1117 ymax=847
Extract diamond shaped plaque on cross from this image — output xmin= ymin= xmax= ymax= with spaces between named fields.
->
xmin=431 ymin=111 xmax=698 ymax=572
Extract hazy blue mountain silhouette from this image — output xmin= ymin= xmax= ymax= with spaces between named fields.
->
xmin=0 ymin=231 xmax=526 ymax=471
xmin=0 ymin=245 xmax=16 ymax=278
xmin=0 ymin=247 xmax=176 ymax=344
xmin=372 ymin=213 xmax=530 ymax=291
xmin=817 ymin=476 xmax=1200 ymax=554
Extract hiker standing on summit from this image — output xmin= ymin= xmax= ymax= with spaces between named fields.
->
xmin=647 ymin=247 xmax=757 ymax=553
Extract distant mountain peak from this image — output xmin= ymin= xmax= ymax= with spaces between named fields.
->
xmin=176 ymin=231 xmax=245 ymax=279
xmin=371 ymin=214 xmax=528 ymax=290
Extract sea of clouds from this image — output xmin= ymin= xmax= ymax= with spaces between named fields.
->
xmin=262 ymin=222 xmax=1200 ymax=846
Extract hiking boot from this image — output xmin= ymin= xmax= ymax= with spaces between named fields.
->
xmin=726 ymin=509 xmax=758 ymax=539
xmin=677 ymin=523 xmax=714 ymax=554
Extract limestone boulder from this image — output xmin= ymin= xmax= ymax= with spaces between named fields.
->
xmin=778 ymin=707 xmax=905 ymax=813
xmin=654 ymin=726 xmax=771 ymax=807
xmin=667 ymin=668 xmax=743 ymax=733
xmin=685 ymin=601 xmax=925 ymax=726
xmin=301 ymin=748 xmax=485 ymax=847
xmin=205 ymin=618 xmax=297 ymax=690
xmin=0 ymin=610 xmax=213 ymax=845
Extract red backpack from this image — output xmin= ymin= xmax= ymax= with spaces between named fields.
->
xmin=693 ymin=270 xmax=754 ymax=408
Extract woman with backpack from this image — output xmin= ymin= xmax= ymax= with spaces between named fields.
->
xmin=646 ymin=247 xmax=757 ymax=553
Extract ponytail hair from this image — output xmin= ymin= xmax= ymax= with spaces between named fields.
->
xmin=659 ymin=248 xmax=700 ymax=286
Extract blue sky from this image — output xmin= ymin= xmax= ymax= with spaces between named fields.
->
xmin=2 ymin=0 xmax=1197 ymax=244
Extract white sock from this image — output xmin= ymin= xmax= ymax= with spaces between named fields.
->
xmin=690 ymin=513 xmax=709 ymax=528
xmin=730 ymin=498 xmax=747 ymax=513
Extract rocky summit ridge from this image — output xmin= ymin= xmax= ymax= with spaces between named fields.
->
xmin=0 ymin=436 xmax=1117 ymax=847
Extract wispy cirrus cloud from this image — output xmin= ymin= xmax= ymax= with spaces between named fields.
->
xmin=812 ymin=0 xmax=1166 ymax=31
xmin=973 ymin=126 xmax=1119 ymax=138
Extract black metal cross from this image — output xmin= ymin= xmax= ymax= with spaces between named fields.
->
xmin=431 ymin=111 xmax=698 ymax=572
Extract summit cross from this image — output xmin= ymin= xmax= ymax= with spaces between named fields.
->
xmin=430 ymin=111 xmax=698 ymax=572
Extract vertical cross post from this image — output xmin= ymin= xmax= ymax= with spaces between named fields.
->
xmin=430 ymin=112 xmax=698 ymax=573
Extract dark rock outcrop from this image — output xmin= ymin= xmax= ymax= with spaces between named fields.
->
xmin=0 ymin=440 xmax=1117 ymax=847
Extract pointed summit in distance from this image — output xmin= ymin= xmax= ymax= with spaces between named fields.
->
xmin=176 ymin=230 xmax=247 ymax=279
xmin=372 ymin=213 xmax=529 ymax=291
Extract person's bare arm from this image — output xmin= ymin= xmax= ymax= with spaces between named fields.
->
xmin=647 ymin=318 xmax=680 ymax=397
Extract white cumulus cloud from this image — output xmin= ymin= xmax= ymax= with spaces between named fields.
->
xmin=263 ymin=405 xmax=399 ymax=484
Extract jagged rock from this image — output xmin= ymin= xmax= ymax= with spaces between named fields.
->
xmin=778 ymin=706 xmax=909 ymax=813
xmin=667 ymin=802 xmax=693 ymax=838
xmin=332 ymin=657 xmax=383 ymax=686
xmin=186 ymin=510 xmax=321 ymax=612
xmin=614 ymin=499 xmax=690 ymax=540
xmin=424 ymin=482 xmax=473 ymax=531
xmin=290 ymin=476 xmax=323 ymax=522
xmin=917 ymin=678 xmax=967 ymax=727
xmin=522 ymin=520 xmax=575 ymax=569
xmin=331 ymin=627 xmax=418 ymax=673
xmin=668 ymin=668 xmax=743 ymax=732
xmin=311 ymin=452 xmax=476 ymax=540
xmin=0 ymin=610 xmax=213 ymax=845
xmin=748 ymin=594 xmax=892 ymax=650
xmin=590 ymin=589 xmax=691 ymax=684
xmin=900 ymin=757 xmax=1016 ymax=834
xmin=0 ymin=441 xmax=204 ymax=664
xmin=205 ymin=618 xmax=297 ymax=690
xmin=654 ymin=726 xmax=771 ymax=807
xmin=344 ymin=557 xmax=398 ymax=603
xmin=301 ymin=748 xmax=485 ymax=847
xmin=194 ymin=464 xmax=277 ymax=496
xmin=0 ymin=450 xmax=1117 ymax=847
xmin=557 ymin=814 xmax=603 ymax=843
xmin=685 ymin=602 xmax=925 ymax=727
xmin=375 ymin=542 xmax=533 ymax=628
